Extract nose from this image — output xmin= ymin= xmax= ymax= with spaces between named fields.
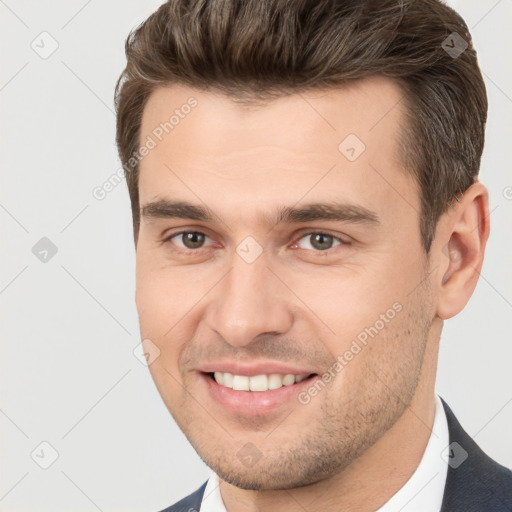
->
xmin=203 ymin=253 xmax=294 ymax=347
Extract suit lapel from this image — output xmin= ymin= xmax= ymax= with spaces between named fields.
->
xmin=440 ymin=398 xmax=512 ymax=511
xmin=158 ymin=481 xmax=207 ymax=512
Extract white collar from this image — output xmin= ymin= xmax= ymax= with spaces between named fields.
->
xmin=200 ymin=394 xmax=449 ymax=512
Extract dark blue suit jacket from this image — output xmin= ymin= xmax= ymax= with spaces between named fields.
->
xmin=159 ymin=398 xmax=512 ymax=511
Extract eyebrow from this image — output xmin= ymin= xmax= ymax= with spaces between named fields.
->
xmin=140 ymin=199 xmax=380 ymax=227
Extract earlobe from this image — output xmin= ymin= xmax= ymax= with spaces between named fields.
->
xmin=436 ymin=182 xmax=490 ymax=320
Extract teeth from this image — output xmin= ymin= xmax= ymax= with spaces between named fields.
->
xmin=212 ymin=372 xmax=310 ymax=391
xmin=232 ymin=375 xmax=250 ymax=391
xmin=249 ymin=374 xmax=267 ymax=392
xmin=282 ymin=374 xmax=295 ymax=386
xmin=223 ymin=372 xmax=234 ymax=388
xmin=268 ymin=374 xmax=283 ymax=390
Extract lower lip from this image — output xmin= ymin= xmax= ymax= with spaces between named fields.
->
xmin=199 ymin=372 xmax=318 ymax=415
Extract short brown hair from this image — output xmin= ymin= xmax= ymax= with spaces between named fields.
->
xmin=115 ymin=0 xmax=487 ymax=251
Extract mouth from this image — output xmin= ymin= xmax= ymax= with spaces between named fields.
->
xmin=205 ymin=371 xmax=317 ymax=391
xmin=200 ymin=371 xmax=319 ymax=415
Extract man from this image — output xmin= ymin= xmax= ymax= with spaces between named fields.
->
xmin=114 ymin=0 xmax=512 ymax=510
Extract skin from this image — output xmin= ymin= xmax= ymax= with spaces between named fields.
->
xmin=134 ymin=76 xmax=489 ymax=512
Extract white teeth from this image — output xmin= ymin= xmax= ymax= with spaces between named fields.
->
xmin=249 ymin=374 xmax=268 ymax=391
xmin=232 ymin=375 xmax=250 ymax=391
xmin=282 ymin=374 xmax=295 ymax=386
xmin=268 ymin=374 xmax=283 ymax=390
xmin=212 ymin=372 xmax=310 ymax=391
xmin=223 ymin=372 xmax=234 ymax=388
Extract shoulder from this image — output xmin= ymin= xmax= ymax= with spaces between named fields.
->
xmin=440 ymin=398 xmax=512 ymax=511
xmin=157 ymin=481 xmax=207 ymax=512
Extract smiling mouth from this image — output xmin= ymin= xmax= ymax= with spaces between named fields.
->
xmin=204 ymin=371 xmax=318 ymax=392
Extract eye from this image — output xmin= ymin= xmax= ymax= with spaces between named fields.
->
xmin=293 ymin=232 xmax=345 ymax=251
xmin=162 ymin=230 xmax=348 ymax=254
xmin=165 ymin=231 xmax=213 ymax=251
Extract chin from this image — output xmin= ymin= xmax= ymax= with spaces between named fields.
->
xmin=198 ymin=449 xmax=345 ymax=491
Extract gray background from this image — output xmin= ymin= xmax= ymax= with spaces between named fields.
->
xmin=0 ymin=1 xmax=510 ymax=511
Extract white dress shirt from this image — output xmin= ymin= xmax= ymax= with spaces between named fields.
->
xmin=200 ymin=393 xmax=449 ymax=512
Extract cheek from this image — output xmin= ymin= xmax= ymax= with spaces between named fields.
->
xmin=288 ymin=268 xmax=404 ymax=333
xmin=136 ymin=255 xmax=196 ymax=332
xmin=135 ymin=257 xmax=209 ymax=374
xmin=136 ymin=274 xmax=187 ymax=403
xmin=135 ymin=268 xmax=168 ymax=336
xmin=284 ymin=253 xmax=426 ymax=363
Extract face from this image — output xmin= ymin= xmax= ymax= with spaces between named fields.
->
xmin=135 ymin=76 xmax=438 ymax=490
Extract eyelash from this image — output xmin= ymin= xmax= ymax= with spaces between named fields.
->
xmin=161 ymin=230 xmax=349 ymax=254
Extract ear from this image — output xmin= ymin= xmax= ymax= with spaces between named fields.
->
xmin=434 ymin=181 xmax=490 ymax=320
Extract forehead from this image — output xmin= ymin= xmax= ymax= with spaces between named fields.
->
xmin=140 ymin=76 xmax=406 ymax=156
xmin=137 ymin=76 xmax=418 ymax=226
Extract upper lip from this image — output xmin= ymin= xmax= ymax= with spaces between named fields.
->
xmin=198 ymin=361 xmax=316 ymax=377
